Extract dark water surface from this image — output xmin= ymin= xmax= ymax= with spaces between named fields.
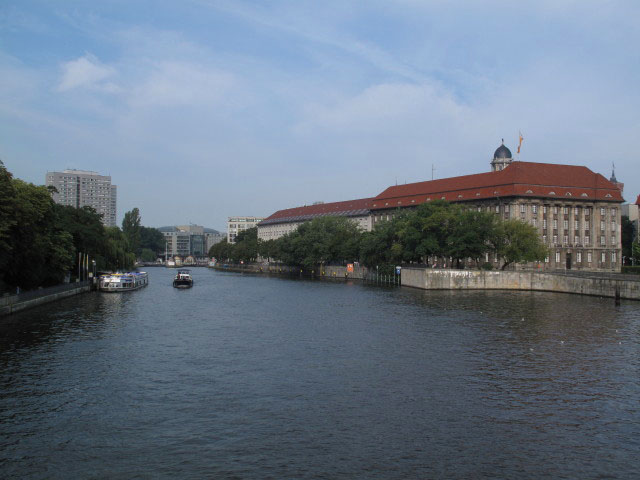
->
xmin=1 ymin=268 xmax=639 ymax=479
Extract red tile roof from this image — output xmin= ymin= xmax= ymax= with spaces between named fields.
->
xmin=260 ymin=197 xmax=373 ymax=225
xmin=636 ymin=194 xmax=640 ymax=206
xmin=372 ymin=161 xmax=623 ymax=210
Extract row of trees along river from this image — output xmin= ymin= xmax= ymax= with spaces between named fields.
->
xmin=210 ymin=201 xmax=552 ymax=273
xmin=0 ymin=161 xmax=164 ymax=293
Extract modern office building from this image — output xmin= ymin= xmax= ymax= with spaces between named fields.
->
xmin=159 ymin=225 xmax=224 ymax=258
xmin=227 ymin=217 xmax=264 ymax=243
xmin=45 ymin=169 xmax=117 ymax=226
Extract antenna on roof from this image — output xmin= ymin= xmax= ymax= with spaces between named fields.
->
xmin=432 ymin=164 xmax=436 ymax=180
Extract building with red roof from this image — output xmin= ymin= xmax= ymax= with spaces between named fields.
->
xmin=258 ymin=197 xmax=373 ymax=241
xmin=259 ymin=142 xmax=624 ymax=271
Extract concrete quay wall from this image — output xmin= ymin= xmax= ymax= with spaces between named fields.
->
xmin=0 ymin=284 xmax=91 ymax=316
xmin=401 ymin=268 xmax=640 ymax=300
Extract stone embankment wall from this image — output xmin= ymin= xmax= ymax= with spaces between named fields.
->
xmin=0 ymin=283 xmax=91 ymax=316
xmin=401 ymin=268 xmax=640 ymax=300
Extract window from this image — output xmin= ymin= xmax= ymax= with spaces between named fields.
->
xmin=611 ymin=235 xmax=616 ymax=246
xmin=520 ymin=204 xmax=526 ymax=213
xmin=556 ymin=252 xmax=561 ymax=263
xmin=587 ymin=252 xmax=592 ymax=263
xmin=612 ymin=252 xmax=617 ymax=263
xmin=600 ymin=236 xmax=606 ymax=246
xmin=543 ymin=219 xmax=547 ymax=229
xmin=612 ymin=208 xmax=617 ymax=217
xmin=554 ymin=206 xmax=558 ymax=214
xmin=574 ymin=207 xmax=579 ymax=216
xmin=577 ymin=252 xmax=582 ymax=263
xmin=563 ymin=220 xmax=568 ymax=229
xmin=563 ymin=235 xmax=568 ymax=244
xmin=543 ymin=206 xmax=547 ymax=214
xmin=553 ymin=235 xmax=558 ymax=244
xmin=505 ymin=205 xmax=510 ymax=213
xmin=553 ymin=219 xmax=558 ymax=229
xmin=585 ymin=235 xmax=590 ymax=245
xmin=532 ymin=218 xmax=537 ymax=227
xmin=585 ymin=220 xmax=590 ymax=229
xmin=574 ymin=220 xmax=579 ymax=230
xmin=601 ymin=252 xmax=606 ymax=263
xmin=495 ymin=205 xmax=500 ymax=213
xmin=611 ymin=221 xmax=616 ymax=231
xmin=574 ymin=235 xmax=580 ymax=244
xmin=545 ymin=256 xmax=549 ymax=263
xmin=563 ymin=207 xmax=569 ymax=214
xmin=600 ymin=221 xmax=605 ymax=231
xmin=532 ymin=205 xmax=538 ymax=214
xmin=543 ymin=234 xmax=547 ymax=243
xmin=601 ymin=207 xmax=606 ymax=216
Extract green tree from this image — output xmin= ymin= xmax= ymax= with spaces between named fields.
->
xmin=139 ymin=248 xmax=157 ymax=262
xmin=632 ymin=241 xmax=640 ymax=265
xmin=232 ymin=227 xmax=259 ymax=263
xmin=3 ymin=179 xmax=75 ymax=289
xmin=276 ymin=217 xmax=362 ymax=270
xmin=139 ymin=226 xmax=165 ymax=255
xmin=122 ymin=207 xmax=141 ymax=254
xmin=0 ymin=161 xmax=16 ymax=278
xmin=103 ymin=226 xmax=136 ymax=271
xmin=491 ymin=219 xmax=548 ymax=270
xmin=209 ymin=238 xmax=234 ymax=262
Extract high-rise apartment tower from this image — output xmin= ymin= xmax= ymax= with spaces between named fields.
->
xmin=45 ymin=169 xmax=117 ymax=227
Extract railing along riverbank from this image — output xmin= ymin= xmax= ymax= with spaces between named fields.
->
xmin=0 ymin=281 xmax=91 ymax=317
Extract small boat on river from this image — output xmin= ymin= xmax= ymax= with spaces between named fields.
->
xmin=99 ymin=272 xmax=149 ymax=292
xmin=173 ymin=269 xmax=194 ymax=288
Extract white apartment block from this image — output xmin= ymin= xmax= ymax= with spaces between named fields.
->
xmin=46 ymin=169 xmax=117 ymax=227
xmin=228 ymin=217 xmax=264 ymax=243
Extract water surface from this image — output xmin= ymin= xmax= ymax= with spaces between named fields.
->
xmin=1 ymin=268 xmax=639 ymax=478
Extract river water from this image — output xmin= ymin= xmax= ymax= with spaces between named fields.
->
xmin=1 ymin=268 xmax=639 ymax=479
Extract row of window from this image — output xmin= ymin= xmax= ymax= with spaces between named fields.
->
xmin=542 ymin=234 xmax=617 ymax=246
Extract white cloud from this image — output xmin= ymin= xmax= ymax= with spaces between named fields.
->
xmin=57 ymin=54 xmax=119 ymax=92
xmin=129 ymin=61 xmax=235 ymax=108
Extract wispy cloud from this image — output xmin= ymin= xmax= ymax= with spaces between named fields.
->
xmin=57 ymin=54 xmax=119 ymax=93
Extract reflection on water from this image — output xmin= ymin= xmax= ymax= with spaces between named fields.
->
xmin=1 ymin=268 xmax=639 ymax=479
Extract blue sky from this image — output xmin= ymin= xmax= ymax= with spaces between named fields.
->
xmin=1 ymin=0 xmax=639 ymax=231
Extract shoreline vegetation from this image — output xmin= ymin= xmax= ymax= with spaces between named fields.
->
xmin=210 ymin=201 xmax=549 ymax=274
xmin=0 ymin=161 xmax=160 ymax=295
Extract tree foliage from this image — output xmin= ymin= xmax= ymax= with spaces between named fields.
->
xmin=122 ymin=207 xmax=141 ymax=254
xmin=139 ymin=226 xmax=165 ymax=255
xmin=207 ymin=201 xmax=547 ymax=272
xmin=0 ymin=163 xmax=138 ymax=291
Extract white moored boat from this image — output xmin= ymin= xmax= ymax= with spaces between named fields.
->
xmin=99 ymin=272 xmax=149 ymax=292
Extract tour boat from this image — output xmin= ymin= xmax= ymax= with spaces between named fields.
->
xmin=173 ymin=269 xmax=194 ymax=288
xmin=99 ymin=272 xmax=149 ymax=292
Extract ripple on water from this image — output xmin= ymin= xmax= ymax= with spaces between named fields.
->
xmin=1 ymin=268 xmax=639 ymax=479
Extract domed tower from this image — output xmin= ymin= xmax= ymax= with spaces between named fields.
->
xmin=609 ymin=163 xmax=624 ymax=193
xmin=491 ymin=139 xmax=513 ymax=172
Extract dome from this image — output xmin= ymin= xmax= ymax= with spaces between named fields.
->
xmin=494 ymin=142 xmax=512 ymax=159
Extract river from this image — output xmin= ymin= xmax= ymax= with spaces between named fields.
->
xmin=1 ymin=268 xmax=639 ymax=479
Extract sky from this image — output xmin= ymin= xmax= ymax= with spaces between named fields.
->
xmin=1 ymin=0 xmax=639 ymax=232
